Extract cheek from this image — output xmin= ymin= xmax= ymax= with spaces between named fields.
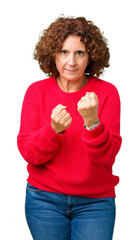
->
xmin=80 ymin=59 xmax=89 ymax=71
xmin=55 ymin=58 xmax=61 ymax=71
xmin=55 ymin=56 xmax=65 ymax=71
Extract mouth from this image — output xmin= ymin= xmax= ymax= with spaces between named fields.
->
xmin=65 ymin=69 xmax=78 ymax=73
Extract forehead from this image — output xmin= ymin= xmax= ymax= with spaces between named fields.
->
xmin=62 ymin=35 xmax=85 ymax=49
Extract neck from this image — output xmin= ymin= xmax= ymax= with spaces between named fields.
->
xmin=56 ymin=75 xmax=89 ymax=93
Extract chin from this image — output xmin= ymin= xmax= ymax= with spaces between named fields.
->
xmin=64 ymin=74 xmax=83 ymax=82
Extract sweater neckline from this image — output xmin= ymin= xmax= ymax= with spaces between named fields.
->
xmin=51 ymin=76 xmax=96 ymax=98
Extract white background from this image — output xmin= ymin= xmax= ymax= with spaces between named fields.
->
xmin=0 ymin=0 xmax=138 ymax=239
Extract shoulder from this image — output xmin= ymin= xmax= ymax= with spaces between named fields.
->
xmin=24 ymin=77 xmax=55 ymax=100
xmin=90 ymin=77 xmax=120 ymax=97
xmin=22 ymin=77 xmax=55 ymax=103
xmin=26 ymin=77 xmax=54 ymax=93
xmin=93 ymin=77 xmax=118 ymax=91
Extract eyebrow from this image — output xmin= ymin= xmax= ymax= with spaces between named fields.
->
xmin=61 ymin=49 xmax=85 ymax=52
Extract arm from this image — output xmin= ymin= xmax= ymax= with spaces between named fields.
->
xmin=17 ymin=85 xmax=63 ymax=165
xmin=78 ymin=87 xmax=122 ymax=166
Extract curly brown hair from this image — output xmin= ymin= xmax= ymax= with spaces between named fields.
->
xmin=34 ymin=16 xmax=110 ymax=77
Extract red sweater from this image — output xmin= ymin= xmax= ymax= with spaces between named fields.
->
xmin=17 ymin=76 xmax=122 ymax=198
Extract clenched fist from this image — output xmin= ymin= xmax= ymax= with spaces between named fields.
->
xmin=77 ymin=92 xmax=99 ymax=127
xmin=51 ymin=104 xmax=72 ymax=134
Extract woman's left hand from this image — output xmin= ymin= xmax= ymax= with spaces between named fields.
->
xmin=77 ymin=92 xmax=99 ymax=127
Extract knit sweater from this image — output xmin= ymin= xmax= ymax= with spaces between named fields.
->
xmin=17 ymin=76 xmax=122 ymax=198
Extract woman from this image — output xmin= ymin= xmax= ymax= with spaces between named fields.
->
xmin=17 ymin=16 xmax=122 ymax=240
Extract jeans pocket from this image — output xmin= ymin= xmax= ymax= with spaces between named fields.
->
xmin=27 ymin=183 xmax=42 ymax=192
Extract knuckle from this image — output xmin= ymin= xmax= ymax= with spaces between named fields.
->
xmin=51 ymin=113 xmax=55 ymax=119
xmin=51 ymin=108 xmax=55 ymax=113
xmin=79 ymin=106 xmax=84 ymax=111
xmin=55 ymin=118 xmax=60 ymax=123
xmin=93 ymin=101 xmax=97 ymax=106
xmin=57 ymin=104 xmax=62 ymax=107
xmin=59 ymin=119 xmax=63 ymax=124
xmin=62 ymin=109 xmax=67 ymax=114
xmin=63 ymin=122 xmax=67 ymax=127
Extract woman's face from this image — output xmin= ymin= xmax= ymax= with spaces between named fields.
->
xmin=55 ymin=35 xmax=89 ymax=83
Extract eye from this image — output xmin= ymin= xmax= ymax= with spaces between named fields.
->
xmin=76 ymin=51 xmax=84 ymax=56
xmin=61 ymin=50 xmax=67 ymax=55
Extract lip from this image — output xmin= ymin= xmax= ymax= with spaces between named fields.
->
xmin=65 ymin=69 xmax=78 ymax=72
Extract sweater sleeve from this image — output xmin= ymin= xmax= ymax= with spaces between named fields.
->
xmin=17 ymin=84 xmax=62 ymax=165
xmin=82 ymin=85 xmax=122 ymax=166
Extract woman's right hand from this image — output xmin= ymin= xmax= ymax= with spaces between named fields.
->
xmin=51 ymin=104 xmax=72 ymax=134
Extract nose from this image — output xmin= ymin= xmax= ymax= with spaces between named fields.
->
xmin=68 ymin=53 xmax=76 ymax=66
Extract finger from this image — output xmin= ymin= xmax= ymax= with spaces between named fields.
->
xmin=59 ymin=115 xmax=72 ymax=128
xmin=78 ymin=96 xmax=95 ymax=110
xmin=85 ymin=92 xmax=91 ymax=96
xmin=86 ymin=94 xmax=98 ymax=104
xmin=81 ymin=94 xmax=92 ymax=104
xmin=85 ymin=92 xmax=96 ymax=98
xmin=59 ymin=112 xmax=71 ymax=123
xmin=81 ymin=93 xmax=95 ymax=102
xmin=56 ymin=104 xmax=67 ymax=111
xmin=77 ymin=100 xmax=85 ymax=110
xmin=58 ymin=109 xmax=68 ymax=118
xmin=90 ymin=94 xmax=96 ymax=99
xmin=53 ymin=105 xmax=66 ymax=115
xmin=64 ymin=117 xmax=72 ymax=127
xmin=80 ymin=96 xmax=86 ymax=102
xmin=77 ymin=99 xmax=83 ymax=106
xmin=55 ymin=104 xmax=66 ymax=109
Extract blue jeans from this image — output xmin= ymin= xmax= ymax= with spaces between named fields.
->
xmin=25 ymin=183 xmax=116 ymax=240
